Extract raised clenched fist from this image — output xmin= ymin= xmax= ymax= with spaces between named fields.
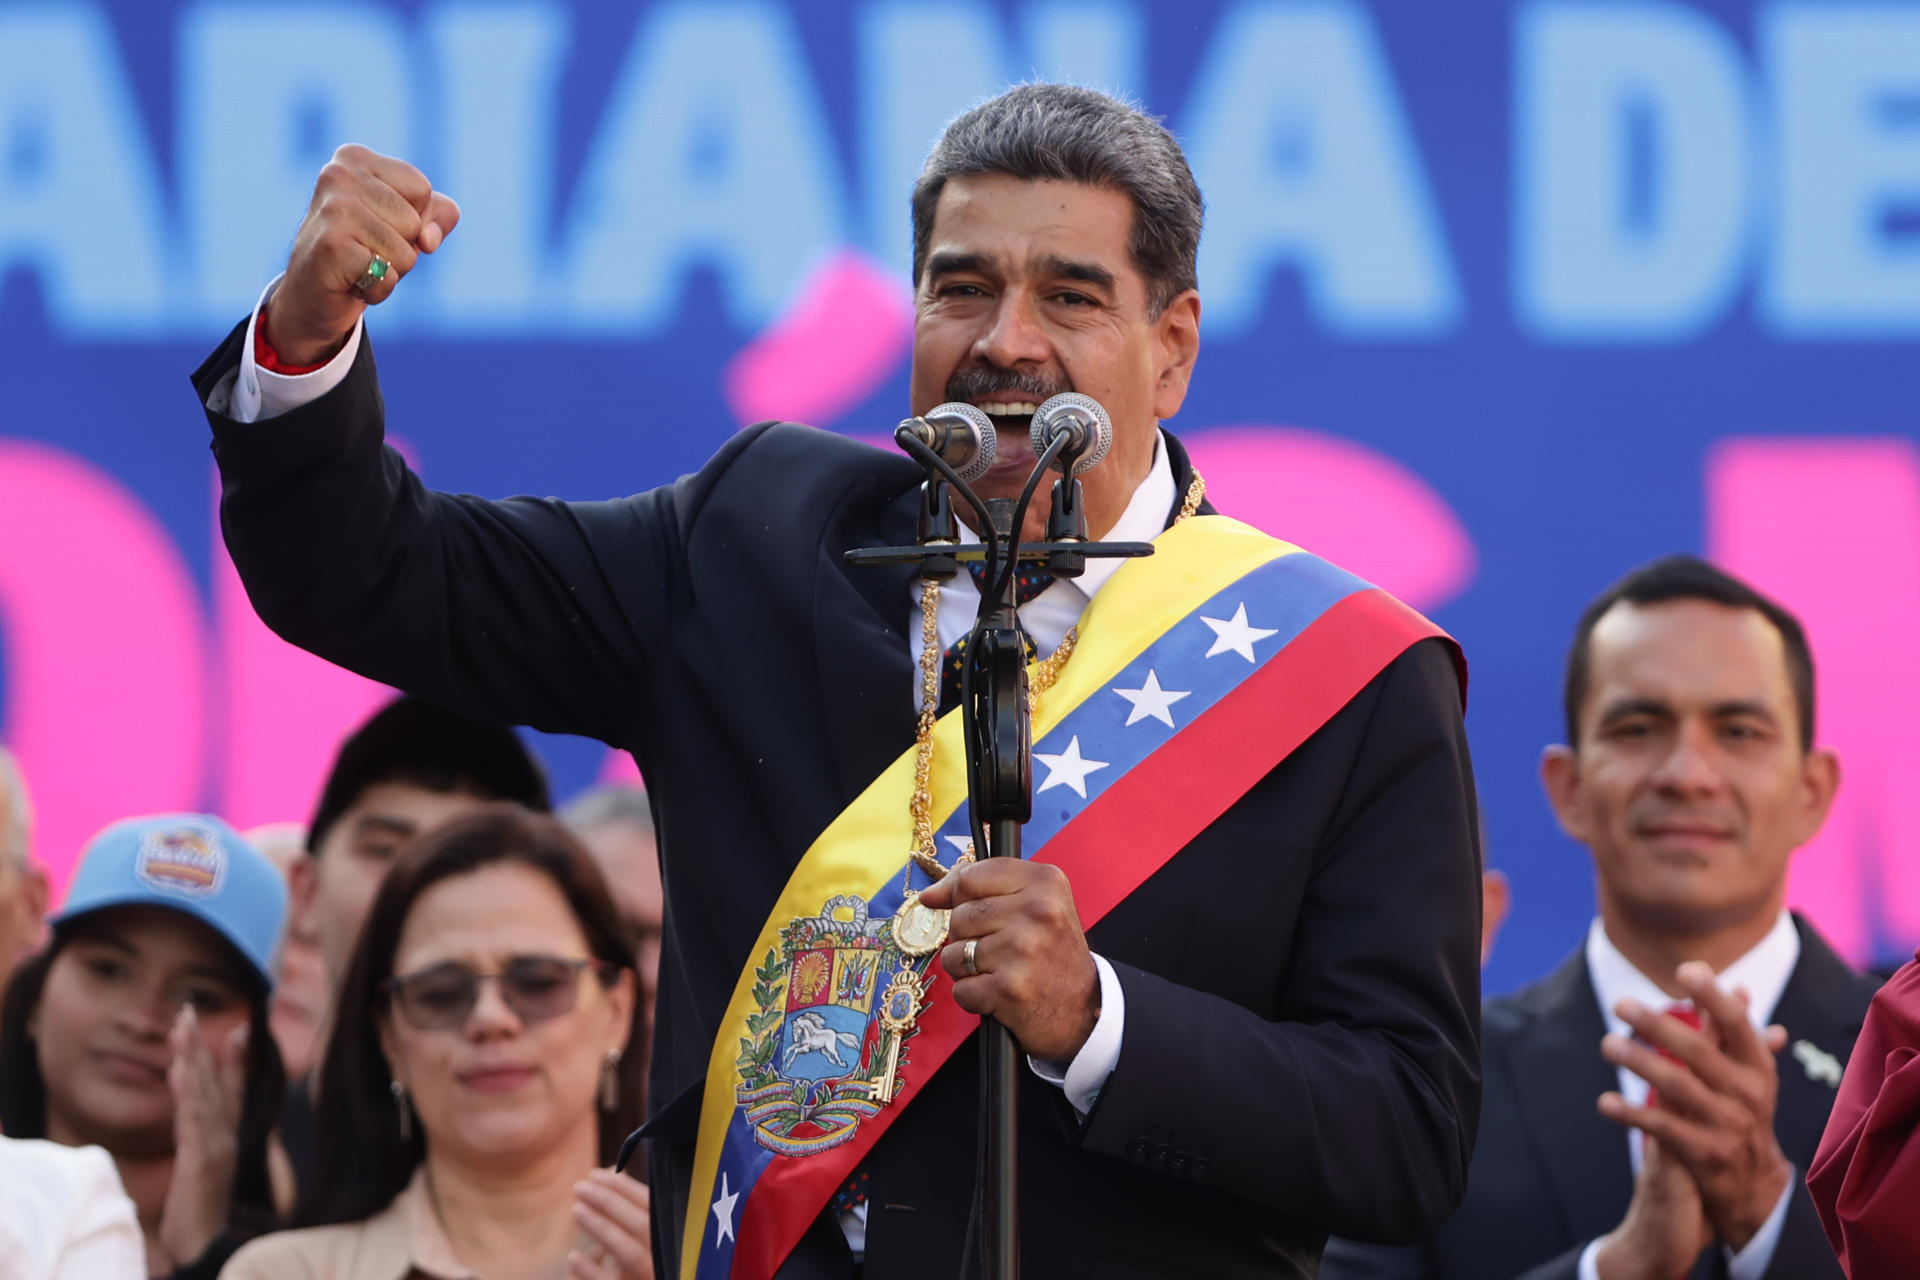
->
xmin=262 ymin=144 xmax=461 ymax=366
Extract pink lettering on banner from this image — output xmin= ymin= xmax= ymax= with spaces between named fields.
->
xmin=1708 ymin=438 xmax=1920 ymax=965
xmin=1185 ymin=427 xmax=1477 ymax=613
xmin=724 ymin=250 xmax=914 ymax=428
xmin=0 ymin=441 xmax=208 ymax=902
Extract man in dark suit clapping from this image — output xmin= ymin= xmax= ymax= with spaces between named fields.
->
xmin=1327 ymin=555 xmax=1874 ymax=1280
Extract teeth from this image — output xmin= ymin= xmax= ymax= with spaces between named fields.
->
xmin=979 ymin=402 xmax=1039 ymax=416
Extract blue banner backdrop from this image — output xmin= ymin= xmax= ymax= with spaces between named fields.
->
xmin=1 ymin=0 xmax=1917 ymax=994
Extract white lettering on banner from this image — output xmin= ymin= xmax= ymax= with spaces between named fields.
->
xmin=1183 ymin=1 xmax=1461 ymax=336
xmin=426 ymin=4 xmax=571 ymax=332
xmin=1763 ymin=6 xmax=1920 ymax=337
xmin=0 ymin=6 xmax=168 ymax=334
xmin=856 ymin=1 xmax=1144 ymax=276
xmin=560 ymin=1 xmax=845 ymax=333
xmin=179 ymin=3 xmax=415 ymax=327
xmin=1 ymin=1 xmax=1918 ymax=341
xmin=1515 ymin=2 xmax=1753 ymax=341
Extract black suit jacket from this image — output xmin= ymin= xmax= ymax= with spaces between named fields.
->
xmin=1322 ymin=916 xmax=1874 ymax=1280
xmin=196 ymin=326 xmax=1484 ymax=1278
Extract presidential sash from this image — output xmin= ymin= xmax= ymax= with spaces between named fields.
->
xmin=683 ymin=516 xmax=1462 ymax=1280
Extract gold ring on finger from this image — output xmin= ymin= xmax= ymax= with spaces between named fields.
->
xmin=353 ymin=254 xmax=393 ymax=295
xmin=962 ymin=937 xmax=980 ymax=978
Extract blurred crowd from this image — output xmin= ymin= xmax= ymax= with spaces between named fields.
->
xmin=1 ymin=552 xmax=1916 ymax=1279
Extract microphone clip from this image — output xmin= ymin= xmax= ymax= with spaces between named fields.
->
xmin=914 ymin=478 xmax=960 ymax=581
xmin=1042 ymin=476 xmax=1089 ymax=579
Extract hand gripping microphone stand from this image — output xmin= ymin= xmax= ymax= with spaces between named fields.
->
xmin=844 ymin=396 xmax=1151 ymax=1280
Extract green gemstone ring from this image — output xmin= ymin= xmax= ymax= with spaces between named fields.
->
xmin=353 ymin=254 xmax=392 ymax=295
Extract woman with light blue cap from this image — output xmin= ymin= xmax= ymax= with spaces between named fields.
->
xmin=0 ymin=814 xmax=289 ymax=1279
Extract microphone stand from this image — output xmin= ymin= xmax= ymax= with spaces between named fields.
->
xmin=846 ymin=428 xmax=1151 ymax=1280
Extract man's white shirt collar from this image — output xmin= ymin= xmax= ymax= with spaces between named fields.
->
xmin=918 ymin=430 xmax=1176 ymax=665
xmin=1585 ymin=909 xmax=1799 ymax=1177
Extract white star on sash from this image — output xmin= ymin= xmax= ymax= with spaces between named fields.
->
xmin=712 ymin=1171 xmax=739 ymax=1245
xmin=1035 ymin=735 xmax=1109 ymax=799
xmin=1200 ymin=603 xmax=1279 ymax=663
xmin=944 ymin=834 xmax=975 ymax=860
xmin=1112 ymin=669 xmax=1192 ymax=728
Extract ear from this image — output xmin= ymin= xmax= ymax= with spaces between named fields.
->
xmin=605 ymin=967 xmax=636 ymax=1058
xmin=19 ymin=863 xmax=47 ymax=933
xmin=1540 ymin=744 xmax=1593 ymax=843
xmin=375 ymin=1011 xmax=407 ymax=1090
xmin=1150 ymin=290 xmax=1201 ymax=421
xmin=288 ymin=856 xmax=320 ymax=940
xmin=1793 ymin=748 xmax=1841 ymax=847
xmin=1479 ymin=870 xmax=1512 ymax=967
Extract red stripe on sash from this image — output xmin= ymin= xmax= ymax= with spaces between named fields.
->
xmin=1045 ymin=589 xmax=1453 ymax=917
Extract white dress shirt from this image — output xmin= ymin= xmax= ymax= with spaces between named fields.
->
xmin=221 ymin=289 xmax=1174 ymax=1256
xmin=1575 ymin=913 xmax=1800 ymax=1280
xmin=0 ymin=1137 xmax=144 ymax=1280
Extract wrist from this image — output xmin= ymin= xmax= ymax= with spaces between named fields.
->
xmin=1718 ymin=1154 xmax=1793 ymax=1251
xmin=260 ymin=292 xmax=352 ymax=368
xmin=1593 ymin=1232 xmax=1656 ymax=1280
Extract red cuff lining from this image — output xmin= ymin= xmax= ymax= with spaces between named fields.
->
xmin=253 ymin=308 xmax=328 ymax=376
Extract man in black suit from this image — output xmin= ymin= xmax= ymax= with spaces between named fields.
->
xmin=1324 ymin=556 xmax=1875 ymax=1280
xmin=192 ymin=84 xmax=1483 ymax=1277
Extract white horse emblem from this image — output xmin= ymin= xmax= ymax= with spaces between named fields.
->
xmin=781 ymin=1010 xmax=860 ymax=1072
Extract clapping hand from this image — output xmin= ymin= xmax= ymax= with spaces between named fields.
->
xmin=1598 ymin=961 xmax=1794 ymax=1251
xmin=1593 ymin=1133 xmax=1715 ymax=1280
xmin=157 ymin=1005 xmax=247 ymax=1270
xmin=571 ymin=1168 xmax=655 ymax=1279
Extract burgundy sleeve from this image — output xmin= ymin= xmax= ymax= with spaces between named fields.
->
xmin=1808 ymin=956 xmax=1920 ymax=1278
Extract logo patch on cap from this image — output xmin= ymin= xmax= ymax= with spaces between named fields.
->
xmin=137 ymin=822 xmax=227 ymax=898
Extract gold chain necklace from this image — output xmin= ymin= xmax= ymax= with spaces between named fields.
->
xmin=903 ymin=469 xmax=1206 ymax=883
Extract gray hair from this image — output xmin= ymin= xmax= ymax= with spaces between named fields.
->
xmin=559 ymin=783 xmax=654 ymax=839
xmin=911 ymin=83 xmax=1204 ymax=317
xmin=0 ymin=746 xmax=32 ymax=867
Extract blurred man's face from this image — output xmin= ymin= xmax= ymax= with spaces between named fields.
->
xmin=909 ymin=176 xmax=1200 ymax=544
xmin=0 ymin=849 xmax=47 ymax=996
xmin=293 ymin=782 xmax=494 ymax=993
xmin=576 ymin=819 xmax=663 ymax=1050
xmin=1543 ymin=599 xmax=1838 ymax=937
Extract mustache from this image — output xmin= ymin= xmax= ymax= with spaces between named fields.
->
xmin=944 ymin=367 xmax=1071 ymax=404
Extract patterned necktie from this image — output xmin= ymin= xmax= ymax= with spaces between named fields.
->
xmin=937 ymin=560 xmax=1056 ymax=713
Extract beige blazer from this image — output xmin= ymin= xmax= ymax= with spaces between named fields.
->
xmin=218 ymin=1168 xmax=479 ymax=1280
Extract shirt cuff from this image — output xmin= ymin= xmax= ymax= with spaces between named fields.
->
xmin=1724 ymin=1168 xmax=1794 ymax=1280
xmin=227 ymin=275 xmax=363 ymax=424
xmin=1025 ymin=953 xmax=1123 ymax=1116
xmin=1577 ymin=1237 xmax=1603 ymax=1280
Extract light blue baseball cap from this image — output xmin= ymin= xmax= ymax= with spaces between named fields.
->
xmin=52 ymin=814 xmax=288 ymax=992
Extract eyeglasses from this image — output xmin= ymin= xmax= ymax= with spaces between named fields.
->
xmin=382 ymin=955 xmax=615 ymax=1031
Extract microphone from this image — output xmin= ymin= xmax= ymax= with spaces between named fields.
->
xmin=898 ymin=402 xmax=997 ymax=483
xmin=1029 ymin=393 xmax=1111 ymax=476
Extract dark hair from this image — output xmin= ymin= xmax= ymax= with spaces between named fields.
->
xmin=911 ymin=83 xmax=1204 ymax=317
xmin=306 ymin=696 xmax=552 ymax=855
xmin=297 ymin=804 xmax=646 ymax=1228
xmin=0 ymin=921 xmax=286 ymax=1240
xmin=1563 ymin=555 xmax=1816 ymax=751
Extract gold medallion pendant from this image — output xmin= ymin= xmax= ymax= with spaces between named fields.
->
xmin=890 ymin=890 xmax=949 ymax=956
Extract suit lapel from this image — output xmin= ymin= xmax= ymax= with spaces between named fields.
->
xmin=1768 ymin=915 xmax=1872 ymax=1167
xmin=1501 ymin=951 xmax=1637 ymax=1243
xmin=811 ymin=472 xmax=922 ymax=808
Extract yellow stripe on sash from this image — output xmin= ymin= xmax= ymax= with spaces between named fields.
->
xmin=680 ymin=516 xmax=1297 ymax=1275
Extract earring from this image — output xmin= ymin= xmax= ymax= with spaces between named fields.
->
xmin=600 ymin=1050 xmax=622 ymax=1112
xmin=391 ymin=1079 xmax=413 ymax=1141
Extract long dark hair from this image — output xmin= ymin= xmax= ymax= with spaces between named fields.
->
xmin=0 ymin=923 xmax=286 ymax=1238
xmin=297 ymin=803 xmax=646 ymax=1228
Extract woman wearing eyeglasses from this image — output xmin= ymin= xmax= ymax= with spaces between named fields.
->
xmin=221 ymin=805 xmax=653 ymax=1280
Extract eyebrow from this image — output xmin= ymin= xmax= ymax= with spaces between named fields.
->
xmin=89 ymin=936 xmax=242 ymax=988
xmin=1035 ymin=254 xmax=1116 ymax=291
xmin=925 ymin=250 xmax=993 ymax=280
xmin=1596 ymin=696 xmax=1781 ymax=725
xmin=351 ymin=814 xmax=419 ymax=839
